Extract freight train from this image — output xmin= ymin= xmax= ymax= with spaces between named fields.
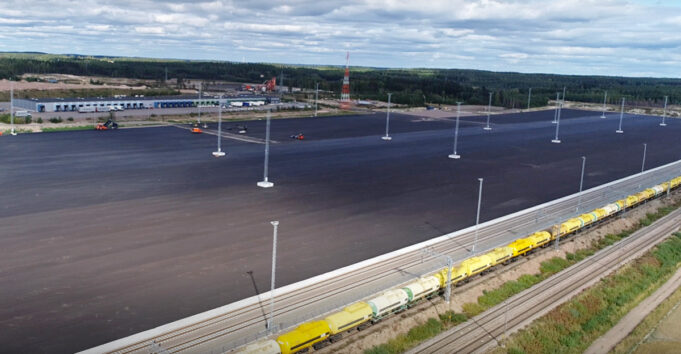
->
xmin=236 ymin=176 xmax=681 ymax=354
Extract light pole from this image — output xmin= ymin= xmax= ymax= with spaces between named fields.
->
xmin=600 ymin=91 xmax=607 ymax=119
xmin=421 ymin=248 xmax=453 ymax=304
xmin=10 ymin=79 xmax=16 ymax=136
xmin=577 ymin=156 xmax=586 ymax=211
xmin=552 ymin=100 xmax=563 ymax=143
xmin=197 ymin=82 xmax=202 ymax=124
xmin=472 ymin=178 xmax=483 ymax=253
xmin=526 ymin=87 xmax=532 ymax=111
xmin=258 ymin=110 xmax=274 ymax=188
xmin=314 ymin=82 xmax=319 ymax=117
xmin=562 ymin=86 xmax=566 ymax=103
xmin=660 ymin=96 xmax=668 ymax=126
xmin=554 ymin=218 xmax=563 ymax=250
xmin=266 ymin=220 xmax=279 ymax=333
xmin=641 ymin=143 xmax=647 ymax=174
xmin=484 ymin=92 xmax=492 ymax=131
xmin=382 ymin=93 xmax=392 ymax=141
xmin=616 ymin=97 xmax=625 ymax=133
xmin=212 ymin=95 xmax=226 ymax=157
xmin=449 ymin=102 xmax=462 ymax=159
xmin=552 ymin=92 xmax=560 ymax=124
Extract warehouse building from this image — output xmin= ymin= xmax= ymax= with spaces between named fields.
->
xmin=13 ymin=95 xmax=280 ymax=113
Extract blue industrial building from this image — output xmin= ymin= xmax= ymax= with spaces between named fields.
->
xmin=13 ymin=95 xmax=280 ymax=113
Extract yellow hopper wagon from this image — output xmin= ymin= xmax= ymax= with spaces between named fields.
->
xmin=672 ymin=177 xmax=681 ymax=189
xmin=552 ymin=218 xmax=583 ymax=240
xmin=485 ymin=247 xmax=514 ymax=267
xmin=367 ymin=289 xmax=410 ymax=320
xmin=402 ymin=276 xmax=441 ymax=302
xmin=435 ymin=265 xmax=468 ymax=287
xmin=507 ymin=238 xmax=535 ymax=257
xmin=624 ymin=195 xmax=639 ymax=208
xmin=577 ymin=212 xmax=598 ymax=228
xmin=652 ymin=185 xmax=666 ymax=196
xmin=459 ymin=255 xmax=493 ymax=278
xmin=234 ymin=339 xmax=281 ymax=354
xmin=526 ymin=231 xmax=552 ymax=248
xmin=591 ymin=208 xmax=609 ymax=221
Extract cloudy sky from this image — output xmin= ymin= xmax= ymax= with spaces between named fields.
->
xmin=0 ymin=0 xmax=679 ymax=77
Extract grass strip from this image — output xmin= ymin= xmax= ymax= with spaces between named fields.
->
xmin=41 ymin=126 xmax=95 ymax=132
xmin=501 ymin=232 xmax=681 ymax=354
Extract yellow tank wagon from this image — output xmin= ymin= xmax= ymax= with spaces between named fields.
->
xmin=277 ymin=321 xmax=331 ymax=354
xmin=324 ymin=302 xmax=372 ymax=342
xmin=485 ymin=247 xmax=514 ymax=267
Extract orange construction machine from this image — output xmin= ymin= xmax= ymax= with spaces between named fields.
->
xmin=95 ymin=119 xmax=118 ymax=131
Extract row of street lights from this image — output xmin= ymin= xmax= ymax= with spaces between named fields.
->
xmin=262 ymin=143 xmax=652 ymax=332
xmin=216 ymin=88 xmax=658 ymax=333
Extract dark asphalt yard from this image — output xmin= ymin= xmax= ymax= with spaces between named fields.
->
xmin=0 ymin=109 xmax=679 ymax=352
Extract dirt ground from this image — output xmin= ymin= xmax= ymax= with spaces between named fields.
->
xmin=561 ymin=100 xmax=680 ymax=118
xmin=320 ymin=195 xmax=679 ymax=353
xmin=396 ymin=104 xmax=517 ymax=119
xmin=0 ymin=77 xmax=152 ymax=92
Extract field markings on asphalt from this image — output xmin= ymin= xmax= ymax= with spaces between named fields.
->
xmin=169 ymin=124 xmax=273 ymax=144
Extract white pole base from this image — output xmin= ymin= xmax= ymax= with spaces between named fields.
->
xmin=616 ymin=130 xmax=624 ymax=134
xmin=448 ymin=154 xmax=461 ymax=159
xmin=483 ymin=127 xmax=492 ymax=131
xmin=381 ymin=136 xmax=392 ymax=141
xmin=551 ymin=139 xmax=561 ymax=144
xmin=212 ymin=151 xmax=226 ymax=157
xmin=600 ymin=115 xmax=606 ymax=119
xmin=257 ymin=181 xmax=274 ymax=188
xmin=660 ymin=123 xmax=667 ymax=127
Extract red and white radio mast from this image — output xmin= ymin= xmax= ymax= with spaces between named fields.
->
xmin=340 ymin=52 xmax=351 ymax=109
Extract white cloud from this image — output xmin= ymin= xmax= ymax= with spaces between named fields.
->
xmin=0 ymin=0 xmax=678 ymax=77
xmin=134 ymin=26 xmax=165 ymax=35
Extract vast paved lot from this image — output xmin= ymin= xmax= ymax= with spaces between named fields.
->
xmin=0 ymin=109 xmax=679 ymax=352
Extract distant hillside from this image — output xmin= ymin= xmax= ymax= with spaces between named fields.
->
xmin=0 ymin=52 xmax=679 ymax=107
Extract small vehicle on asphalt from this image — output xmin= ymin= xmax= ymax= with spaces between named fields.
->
xmin=191 ymin=122 xmax=202 ymax=134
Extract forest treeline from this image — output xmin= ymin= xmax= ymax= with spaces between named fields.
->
xmin=1 ymin=53 xmax=679 ymax=108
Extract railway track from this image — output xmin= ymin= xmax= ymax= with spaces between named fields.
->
xmin=83 ymin=160 xmax=681 ymax=354
xmin=410 ymin=204 xmax=681 ymax=354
